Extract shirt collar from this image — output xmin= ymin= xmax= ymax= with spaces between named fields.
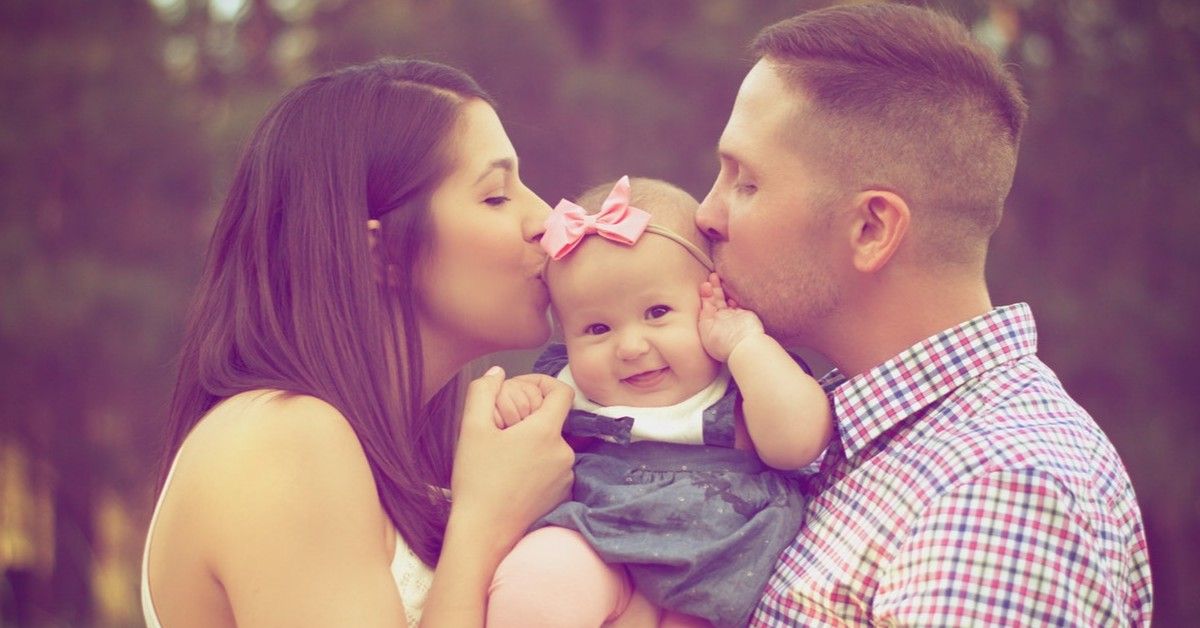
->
xmin=823 ymin=303 xmax=1038 ymax=460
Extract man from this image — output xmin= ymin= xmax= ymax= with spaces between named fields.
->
xmin=696 ymin=3 xmax=1152 ymax=625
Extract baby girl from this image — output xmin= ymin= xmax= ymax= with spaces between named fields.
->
xmin=487 ymin=176 xmax=832 ymax=627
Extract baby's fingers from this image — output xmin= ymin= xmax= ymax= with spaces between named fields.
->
xmin=700 ymin=280 xmax=724 ymax=316
xmin=707 ymin=273 xmax=730 ymax=306
xmin=519 ymin=384 xmax=544 ymax=416
xmin=517 ymin=376 xmax=574 ymax=433
xmin=495 ymin=391 xmax=523 ymax=428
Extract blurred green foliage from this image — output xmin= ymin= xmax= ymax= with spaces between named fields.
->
xmin=1 ymin=0 xmax=1197 ymax=625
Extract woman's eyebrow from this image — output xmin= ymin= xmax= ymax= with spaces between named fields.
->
xmin=474 ymin=158 xmax=514 ymax=184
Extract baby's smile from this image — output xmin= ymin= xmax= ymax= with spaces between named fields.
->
xmin=621 ymin=367 xmax=671 ymax=389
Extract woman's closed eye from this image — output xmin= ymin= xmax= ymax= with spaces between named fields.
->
xmin=484 ymin=195 xmax=511 ymax=207
xmin=584 ymin=323 xmax=610 ymax=335
xmin=645 ymin=305 xmax=671 ymax=319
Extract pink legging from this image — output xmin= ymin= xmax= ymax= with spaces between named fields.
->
xmin=487 ymin=526 xmax=711 ymax=628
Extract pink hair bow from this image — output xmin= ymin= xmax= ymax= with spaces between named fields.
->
xmin=541 ymin=176 xmax=652 ymax=260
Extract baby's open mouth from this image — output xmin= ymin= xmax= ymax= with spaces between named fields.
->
xmin=622 ymin=367 xmax=669 ymax=387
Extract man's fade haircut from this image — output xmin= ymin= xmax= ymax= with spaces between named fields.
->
xmin=753 ymin=2 xmax=1029 ymax=263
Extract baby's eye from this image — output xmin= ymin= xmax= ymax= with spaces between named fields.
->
xmin=646 ymin=305 xmax=671 ymax=319
xmin=483 ymin=195 xmax=511 ymax=207
xmin=584 ymin=323 xmax=610 ymax=335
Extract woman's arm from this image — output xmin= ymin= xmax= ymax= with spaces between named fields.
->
xmin=420 ymin=367 xmax=575 ymax=627
xmin=699 ymin=274 xmax=833 ymax=470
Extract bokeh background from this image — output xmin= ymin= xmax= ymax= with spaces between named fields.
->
xmin=1 ymin=0 xmax=1197 ymax=625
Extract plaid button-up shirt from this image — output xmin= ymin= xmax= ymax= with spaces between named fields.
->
xmin=753 ymin=304 xmax=1152 ymax=626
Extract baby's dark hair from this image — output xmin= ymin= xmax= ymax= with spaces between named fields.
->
xmin=574 ymin=177 xmax=711 ymax=257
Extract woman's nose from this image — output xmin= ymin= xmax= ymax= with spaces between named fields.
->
xmin=523 ymin=189 xmax=553 ymax=243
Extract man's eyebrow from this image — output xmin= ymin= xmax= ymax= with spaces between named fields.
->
xmin=474 ymin=158 xmax=514 ymax=185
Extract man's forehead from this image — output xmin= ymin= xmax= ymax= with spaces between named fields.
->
xmin=719 ymin=61 xmax=821 ymax=162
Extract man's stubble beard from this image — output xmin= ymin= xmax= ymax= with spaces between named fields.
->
xmin=716 ymin=248 xmax=841 ymax=350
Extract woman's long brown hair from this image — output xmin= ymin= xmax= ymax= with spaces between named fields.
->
xmin=160 ymin=59 xmax=492 ymax=566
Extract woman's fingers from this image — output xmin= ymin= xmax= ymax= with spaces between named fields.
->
xmin=508 ymin=376 xmax=574 ymax=489
xmin=447 ymin=365 xmax=576 ymax=572
xmin=463 ymin=366 xmax=506 ymax=432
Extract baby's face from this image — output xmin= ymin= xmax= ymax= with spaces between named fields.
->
xmin=549 ymin=236 xmax=720 ymax=407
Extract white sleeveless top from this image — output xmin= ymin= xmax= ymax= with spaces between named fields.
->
xmin=141 ymin=424 xmax=434 ymax=626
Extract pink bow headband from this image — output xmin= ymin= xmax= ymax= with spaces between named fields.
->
xmin=540 ymin=176 xmax=714 ymax=270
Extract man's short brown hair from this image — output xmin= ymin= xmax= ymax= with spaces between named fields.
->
xmin=753 ymin=3 xmax=1028 ymax=262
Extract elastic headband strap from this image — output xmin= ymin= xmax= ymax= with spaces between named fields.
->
xmin=644 ymin=224 xmax=714 ymax=272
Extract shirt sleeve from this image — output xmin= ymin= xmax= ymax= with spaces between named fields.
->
xmin=874 ymin=468 xmax=1145 ymax=626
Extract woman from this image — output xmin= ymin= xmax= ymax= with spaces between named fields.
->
xmin=141 ymin=59 xmax=575 ymax=627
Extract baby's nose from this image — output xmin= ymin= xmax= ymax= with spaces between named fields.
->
xmin=615 ymin=332 xmax=650 ymax=360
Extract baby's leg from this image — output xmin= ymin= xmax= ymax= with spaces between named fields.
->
xmin=659 ymin=609 xmax=712 ymax=627
xmin=605 ymin=591 xmax=710 ymax=628
xmin=488 ymin=526 xmax=633 ymax=628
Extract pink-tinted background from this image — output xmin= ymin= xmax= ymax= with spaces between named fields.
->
xmin=2 ymin=0 xmax=1196 ymax=625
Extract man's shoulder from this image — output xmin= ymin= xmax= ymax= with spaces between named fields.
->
xmin=920 ymin=354 xmax=1131 ymax=504
xmin=950 ymin=353 xmax=1101 ymax=448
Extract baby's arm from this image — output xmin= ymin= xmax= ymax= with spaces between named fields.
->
xmin=699 ymin=273 xmax=833 ymax=470
xmin=493 ymin=374 xmax=549 ymax=429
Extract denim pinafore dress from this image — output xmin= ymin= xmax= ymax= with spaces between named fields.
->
xmin=531 ymin=345 xmax=810 ymax=627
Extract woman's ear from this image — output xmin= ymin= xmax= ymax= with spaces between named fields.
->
xmin=846 ymin=190 xmax=910 ymax=273
xmin=367 ymin=219 xmax=383 ymax=246
xmin=366 ymin=219 xmax=394 ymax=285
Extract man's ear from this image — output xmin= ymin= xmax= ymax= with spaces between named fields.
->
xmin=847 ymin=190 xmax=910 ymax=273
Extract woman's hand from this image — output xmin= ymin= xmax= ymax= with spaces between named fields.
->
xmin=452 ymin=366 xmax=574 ymax=536
xmin=422 ymin=366 xmax=574 ymax=626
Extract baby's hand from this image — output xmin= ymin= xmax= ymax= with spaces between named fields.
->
xmin=699 ymin=273 xmax=766 ymax=362
xmin=493 ymin=374 xmax=550 ymax=429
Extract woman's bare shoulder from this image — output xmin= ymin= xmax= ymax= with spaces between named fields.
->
xmin=175 ymin=390 xmax=391 ymax=563
xmin=186 ymin=390 xmax=365 ymax=473
xmin=156 ymin=401 xmax=407 ymax=624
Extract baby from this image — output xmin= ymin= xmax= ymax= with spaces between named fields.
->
xmin=487 ymin=177 xmax=833 ymax=627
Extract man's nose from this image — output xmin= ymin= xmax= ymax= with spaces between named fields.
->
xmin=696 ymin=187 xmax=727 ymax=242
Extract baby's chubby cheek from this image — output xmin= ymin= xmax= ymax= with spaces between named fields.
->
xmin=567 ymin=352 xmax=615 ymax=405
